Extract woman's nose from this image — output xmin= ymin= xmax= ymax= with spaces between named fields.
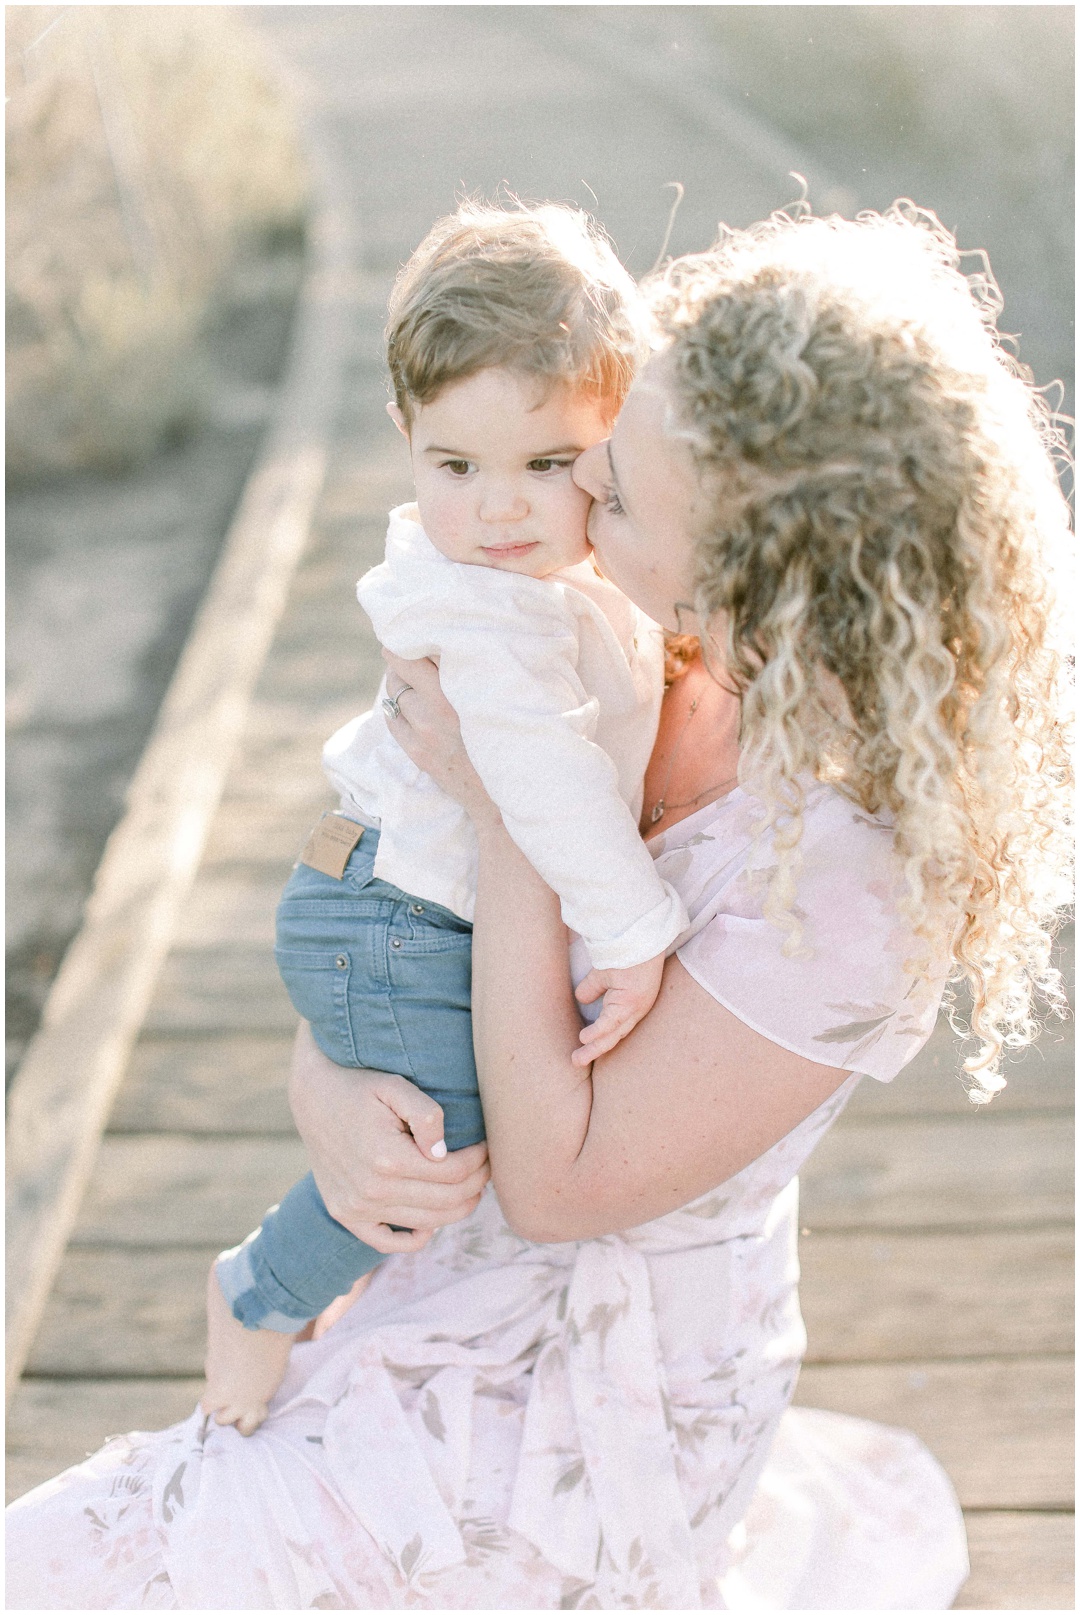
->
xmin=572 ymin=440 xmax=610 ymax=499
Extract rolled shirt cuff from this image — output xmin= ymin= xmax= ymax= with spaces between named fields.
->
xmin=580 ymin=885 xmax=690 ymax=972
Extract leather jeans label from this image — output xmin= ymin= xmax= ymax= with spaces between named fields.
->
xmin=298 ymin=813 xmax=365 ymax=879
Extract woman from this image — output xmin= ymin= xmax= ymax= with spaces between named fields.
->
xmin=7 ymin=205 xmax=1071 ymax=1610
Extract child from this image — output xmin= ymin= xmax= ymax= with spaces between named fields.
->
xmin=202 ymin=204 xmax=689 ymax=1434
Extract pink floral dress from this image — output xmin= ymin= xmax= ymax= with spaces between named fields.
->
xmin=6 ymin=783 xmax=969 ymax=1610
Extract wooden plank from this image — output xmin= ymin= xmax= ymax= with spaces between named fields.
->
xmin=297 ymin=449 xmax=408 ymax=526
xmin=542 ymin=6 xmax=837 ymax=197
xmin=268 ymin=560 xmax=388 ymax=628
xmin=201 ymin=797 xmax=332 ymax=866
xmin=800 ymin=1227 xmax=1073 ymax=1362
xmin=109 ymin=1034 xmax=297 ymax=1133
xmin=27 ymin=1249 xmax=216 ymax=1377
xmin=69 ymin=1136 xmax=309 ymax=1247
xmin=143 ymin=946 xmax=298 ymax=1034
xmin=268 ymin=562 xmax=375 ymax=630
xmin=69 ymin=1116 xmax=1073 ymax=1250
xmin=214 ymin=743 xmax=343 ymax=811
xmin=217 ymin=692 xmax=347 ymax=736
xmin=31 ymin=1224 xmax=1073 ymax=1379
xmin=794 ymin=1357 xmax=1073 ymax=1509
xmin=800 ymin=1113 xmax=1073 ymax=1230
xmin=201 ymin=710 xmax=354 ymax=805
xmin=6 ymin=1378 xmax=203 ymax=1505
xmin=956 ymin=1511 xmax=1074 ymax=1610
xmin=253 ymin=649 xmax=381 ymax=708
xmin=174 ymin=870 xmax=286 ymax=947
xmin=3 ymin=138 xmax=361 ymax=1401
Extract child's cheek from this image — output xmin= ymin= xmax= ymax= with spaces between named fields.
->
xmin=555 ymin=481 xmax=594 ymax=564
xmin=565 ymin=476 xmax=595 ymax=536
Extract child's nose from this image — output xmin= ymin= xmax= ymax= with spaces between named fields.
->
xmin=478 ymin=482 xmax=529 ymax=522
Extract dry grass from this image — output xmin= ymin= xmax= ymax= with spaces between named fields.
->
xmin=5 ymin=6 xmax=309 ymax=480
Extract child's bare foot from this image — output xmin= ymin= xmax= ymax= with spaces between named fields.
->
xmin=201 ymin=1263 xmax=297 ymax=1436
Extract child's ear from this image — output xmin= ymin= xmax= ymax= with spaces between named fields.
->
xmin=387 ymin=402 xmax=410 ymax=439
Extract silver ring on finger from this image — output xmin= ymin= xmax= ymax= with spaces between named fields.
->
xmin=382 ymin=683 xmax=414 ymax=720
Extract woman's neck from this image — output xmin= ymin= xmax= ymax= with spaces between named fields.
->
xmin=641 ymin=658 xmax=742 ymax=840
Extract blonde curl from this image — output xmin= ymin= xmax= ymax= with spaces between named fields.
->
xmin=648 ymin=203 xmax=1073 ymax=1100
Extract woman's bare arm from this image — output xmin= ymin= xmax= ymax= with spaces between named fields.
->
xmin=382 ymin=650 xmax=851 ymax=1244
xmin=468 ymin=809 xmax=850 ymax=1242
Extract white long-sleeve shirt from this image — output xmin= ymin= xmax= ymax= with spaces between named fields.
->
xmin=323 ymin=505 xmax=689 ymax=970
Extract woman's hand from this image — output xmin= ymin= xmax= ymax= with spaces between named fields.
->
xmin=288 ymin=1022 xmax=490 ymax=1251
xmin=382 ymin=651 xmax=499 ymax=827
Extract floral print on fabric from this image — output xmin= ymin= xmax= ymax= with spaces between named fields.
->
xmin=667 ymin=783 xmax=947 ymax=1082
xmin=6 ymin=784 xmax=967 ymax=1611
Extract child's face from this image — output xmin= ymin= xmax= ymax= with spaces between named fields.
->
xmin=390 ymin=368 xmax=612 ymax=577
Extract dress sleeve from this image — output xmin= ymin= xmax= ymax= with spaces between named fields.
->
xmin=673 ymin=791 xmax=948 ymax=1082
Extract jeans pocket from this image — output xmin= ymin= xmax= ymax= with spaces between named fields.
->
xmin=274 ymin=946 xmax=359 ymax=1066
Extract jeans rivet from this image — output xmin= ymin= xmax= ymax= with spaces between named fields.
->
xmin=411 ymin=903 xmax=424 ymax=914
xmin=391 ymin=938 xmax=402 ymax=949
xmin=335 ymin=954 xmax=348 ymax=969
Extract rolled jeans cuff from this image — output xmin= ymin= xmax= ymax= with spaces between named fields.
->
xmin=215 ymin=1226 xmax=317 ymax=1333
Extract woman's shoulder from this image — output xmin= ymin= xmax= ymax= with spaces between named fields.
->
xmin=659 ymin=779 xmax=900 ymax=885
xmin=652 ymin=780 xmax=895 ymax=896
xmin=664 ymin=782 xmax=949 ymax=1083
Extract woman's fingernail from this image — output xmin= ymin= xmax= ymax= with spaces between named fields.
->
xmin=430 ymin=1140 xmax=447 ymax=1159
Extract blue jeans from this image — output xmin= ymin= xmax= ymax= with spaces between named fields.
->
xmin=215 ymin=827 xmax=484 ymax=1331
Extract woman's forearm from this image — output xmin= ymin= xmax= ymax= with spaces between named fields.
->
xmin=470 ymin=805 xmax=853 ymax=1246
xmin=380 ymin=652 xmax=851 ymax=1245
xmin=469 ymin=809 xmax=596 ymax=1233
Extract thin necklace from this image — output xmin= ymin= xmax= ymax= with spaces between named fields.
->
xmin=647 ymin=696 xmax=739 ymax=824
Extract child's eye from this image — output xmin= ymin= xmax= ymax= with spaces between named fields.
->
xmin=527 ymin=457 xmax=574 ymax=473
xmin=606 ymin=487 xmax=626 ymax=516
xmin=440 ymin=460 xmax=473 ymax=476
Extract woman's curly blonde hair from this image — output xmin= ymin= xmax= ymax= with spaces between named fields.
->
xmin=648 ymin=203 xmax=1073 ymax=1100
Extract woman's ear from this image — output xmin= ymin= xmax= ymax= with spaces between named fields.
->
xmin=387 ymin=401 xmax=410 ymax=439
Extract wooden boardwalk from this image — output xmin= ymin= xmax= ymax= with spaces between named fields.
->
xmin=7 ymin=10 xmax=1073 ymax=1608
xmin=8 ymin=343 xmax=1074 ymax=1602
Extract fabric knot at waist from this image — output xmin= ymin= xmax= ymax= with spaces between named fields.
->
xmin=310 ymin=1233 xmax=702 ymax=1605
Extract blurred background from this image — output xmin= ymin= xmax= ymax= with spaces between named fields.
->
xmin=696 ymin=4 xmax=1073 ymax=409
xmin=5 ymin=4 xmax=1074 ymax=1081
xmin=6 ymin=6 xmax=308 ymax=483
xmin=6 ymin=5 xmax=309 ymax=1077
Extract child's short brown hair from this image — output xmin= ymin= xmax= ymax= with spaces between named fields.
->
xmin=386 ymin=202 xmax=646 ymax=427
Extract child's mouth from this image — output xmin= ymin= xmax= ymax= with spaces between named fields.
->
xmin=482 ymin=541 xmax=539 ymax=559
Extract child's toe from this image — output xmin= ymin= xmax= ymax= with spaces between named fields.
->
xmin=236 ymin=1405 xmax=268 ymax=1437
